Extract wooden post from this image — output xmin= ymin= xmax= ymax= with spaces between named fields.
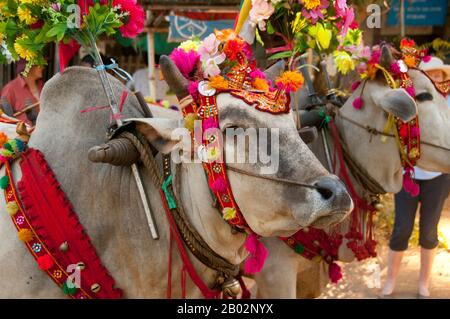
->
xmin=147 ymin=30 xmax=157 ymax=101
xmin=400 ymin=0 xmax=405 ymax=37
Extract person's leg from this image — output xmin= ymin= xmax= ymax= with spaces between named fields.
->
xmin=418 ymin=174 xmax=450 ymax=297
xmin=382 ymin=188 xmax=419 ymax=295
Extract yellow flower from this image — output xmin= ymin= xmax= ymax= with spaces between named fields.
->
xmin=308 ymin=23 xmax=331 ymax=50
xmin=303 ymin=0 xmax=321 ymax=10
xmin=14 ymin=36 xmax=36 ymax=61
xmin=292 ymin=12 xmax=307 ymax=33
xmin=17 ymin=6 xmax=38 ymax=25
xmin=333 ymin=51 xmax=355 ymax=75
xmin=179 ymin=39 xmax=201 ymax=52
xmin=223 ymin=207 xmax=237 ymax=221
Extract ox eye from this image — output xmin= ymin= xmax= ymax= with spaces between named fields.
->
xmin=415 ymin=92 xmax=433 ymax=102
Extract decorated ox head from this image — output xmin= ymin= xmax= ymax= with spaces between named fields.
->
xmin=137 ymin=56 xmax=354 ymax=236
xmin=338 ymin=45 xmax=450 ymax=194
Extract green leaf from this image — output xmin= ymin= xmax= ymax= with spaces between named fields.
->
xmin=46 ymin=23 xmax=68 ymax=42
xmin=268 ymin=51 xmax=293 ymax=60
xmin=267 ymin=21 xmax=275 ymax=35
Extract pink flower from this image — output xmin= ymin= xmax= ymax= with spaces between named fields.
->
xmin=198 ymin=33 xmax=220 ymax=62
xmin=301 ymin=0 xmax=329 ymax=24
xmin=203 ymin=54 xmax=226 ymax=78
xmin=334 ymin=0 xmax=348 ymax=17
xmin=249 ymin=0 xmax=275 ymax=31
xmin=209 ymin=176 xmax=228 ymax=193
xmin=188 ymin=81 xmax=199 ymax=100
xmin=390 ymin=61 xmax=401 ymax=76
xmin=422 ymin=55 xmax=432 ymax=63
xmin=369 ymin=47 xmax=381 ymax=65
xmin=356 ymin=62 xmax=367 ymax=75
xmin=51 ymin=3 xmax=61 ymax=11
xmin=337 ymin=7 xmax=355 ymax=37
xmin=352 ymin=97 xmax=364 ymax=109
xmin=169 ymin=48 xmax=200 ymax=79
xmin=113 ymin=0 xmax=145 ymax=38
xmin=250 ymin=68 xmax=266 ymax=79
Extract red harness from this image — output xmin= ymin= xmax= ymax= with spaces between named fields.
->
xmin=2 ymin=148 xmax=122 ymax=298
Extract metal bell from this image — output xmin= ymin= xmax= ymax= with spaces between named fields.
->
xmin=222 ymin=277 xmax=241 ymax=297
xmin=76 ymin=262 xmax=85 ymax=271
xmin=59 ymin=241 xmax=69 ymax=252
xmin=374 ymin=202 xmax=384 ymax=211
xmin=91 ymin=283 xmax=101 ymax=293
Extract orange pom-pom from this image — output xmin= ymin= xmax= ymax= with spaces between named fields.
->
xmin=404 ymin=56 xmax=417 ymax=68
xmin=276 ymin=71 xmax=304 ymax=92
xmin=208 ymin=76 xmax=229 ymax=90
xmin=18 ymin=229 xmax=34 ymax=242
xmin=253 ymin=78 xmax=269 ymax=92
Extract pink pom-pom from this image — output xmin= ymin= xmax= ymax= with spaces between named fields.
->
xmin=169 ymin=48 xmax=200 ymax=79
xmin=209 ymin=176 xmax=228 ymax=193
xmin=351 ymin=81 xmax=361 ymax=91
xmin=422 ymin=55 xmax=432 ymax=63
xmin=203 ymin=117 xmax=218 ymax=130
xmin=410 ymin=126 xmax=420 ymax=138
xmin=188 ymin=81 xmax=199 ymax=100
xmin=390 ymin=61 xmax=401 ymax=75
xmin=244 ymin=234 xmax=268 ymax=274
xmin=403 ymin=171 xmax=420 ymax=197
xmin=352 ymin=97 xmax=364 ymax=110
xmin=328 ymin=262 xmax=343 ymax=283
xmin=250 ymin=69 xmax=266 ymax=80
xmin=405 ymin=85 xmax=415 ymax=98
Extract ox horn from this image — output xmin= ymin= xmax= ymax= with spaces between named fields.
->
xmin=159 ymin=55 xmax=189 ymax=99
xmin=264 ymin=60 xmax=286 ymax=83
xmin=379 ymin=44 xmax=395 ymax=70
xmin=88 ymin=138 xmax=140 ymax=166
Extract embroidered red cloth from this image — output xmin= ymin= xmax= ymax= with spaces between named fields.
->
xmin=13 ymin=148 xmax=121 ymax=298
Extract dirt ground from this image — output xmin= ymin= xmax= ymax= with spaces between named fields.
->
xmin=319 ymin=198 xmax=450 ymax=299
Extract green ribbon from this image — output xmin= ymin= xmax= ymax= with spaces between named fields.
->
xmin=162 ymin=174 xmax=177 ymax=209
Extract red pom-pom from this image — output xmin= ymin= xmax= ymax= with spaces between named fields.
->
xmin=209 ymin=176 xmax=228 ymax=193
xmin=352 ymin=97 xmax=364 ymax=110
xmin=399 ymin=124 xmax=409 ymax=139
xmin=410 ymin=126 xmax=420 ymax=138
xmin=328 ymin=262 xmax=343 ymax=283
xmin=37 ymin=254 xmax=54 ymax=271
xmin=422 ymin=55 xmax=432 ymax=63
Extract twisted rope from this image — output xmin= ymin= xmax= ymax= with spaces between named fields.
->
xmin=118 ymin=131 xmax=238 ymax=278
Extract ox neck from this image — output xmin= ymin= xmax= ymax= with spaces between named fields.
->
xmin=174 ymin=161 xmax=248 ymax=266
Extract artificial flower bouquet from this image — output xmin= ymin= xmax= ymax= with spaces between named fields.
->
xmin=0 ymin=0 xmax=145 ymax=73
xmin=248 ymin=0 xmax=370 ymax=75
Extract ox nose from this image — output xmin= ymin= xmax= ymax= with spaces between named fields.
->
xmin=314 ymin=176 xmax=352 ymax=210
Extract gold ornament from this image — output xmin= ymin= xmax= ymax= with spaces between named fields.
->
xmin=222 ymin=277 xmax=241 ymax=297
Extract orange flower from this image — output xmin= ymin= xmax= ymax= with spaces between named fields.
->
xmin=208 ymin=75 xmax=229 ymax=90
xmin=404 ymin=55 xmax=417 ymax=68
xmin=0 ymin=132 xmax=8 ymax=146
xmin=276 ymin=71 xmax=304 ymax=92
xmin=223 ymin=38 xmax=245 ymax=60
xmin=215 ymin=29 xmax=237 ymax=42
xmin=400 ymin=38 xmax=415 ymax=48
xmin=253 ymin=78 xmax=269 ymax=91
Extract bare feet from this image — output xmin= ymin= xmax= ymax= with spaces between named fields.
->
xmin=381 ymin=280 xmax=395 ymax=296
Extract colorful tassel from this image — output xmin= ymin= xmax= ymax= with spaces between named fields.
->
xmin=0 ymin=175 xmax=9 ymax=189
xmin=244 ymin=233 xmax=268 ymax=274
xmin=6 ymin=201 xmax=19 ymax=215
xmin=18 ymin=228 xmax=34 ymax=242
xmin=403 ymin=171 xmax=420 ymax=197
xmin=62 ymin=281 xmax=78 ymax=295
xmin=352 ymin=97 xmax=364 ymax=110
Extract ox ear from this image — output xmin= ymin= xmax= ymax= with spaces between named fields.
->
xmin=159 ymin=55 xmax=189 ymax=99
xmin=127 ymin=118 xmax=183 ymax=154
xmin=376 ymin=88 xmax=418 ymax=122
xmin=264 ymin=60 xmax=286 ymax=83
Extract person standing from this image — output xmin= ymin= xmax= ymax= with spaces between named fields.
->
xmin=381 ymin=57 xmax=450 ymax=298
xmin=0 ymin=59 xmax=44 ymax=125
